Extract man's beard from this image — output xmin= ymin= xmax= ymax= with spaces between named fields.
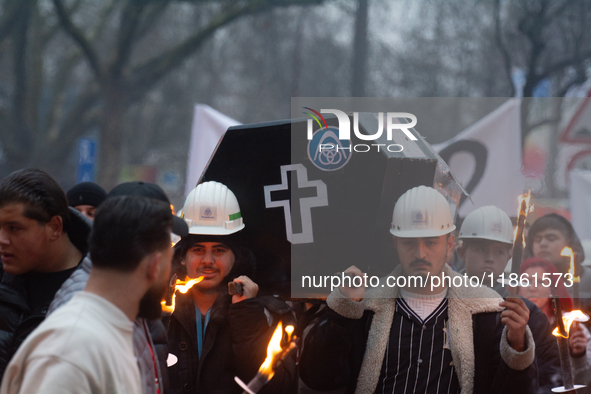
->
xmin=138 ymin=280 xmax=167 ymax=320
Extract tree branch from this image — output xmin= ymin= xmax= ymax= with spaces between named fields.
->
xmin=129 ymin=0 xmax=323 ymax=100
xmin=0 ymin=0 xmax=30 ymax=45
xmin=493 ymin=0 xmax=515 ymax=97
xmin=52 ymin=0 xmax=104 ymax=82
xmin=134 ymin=2 xmax=170 ymax=41
xmin=537 ymin=50 xmax=591 ymax=81
xmin=109 ymin=1 xmax=146 ymax=79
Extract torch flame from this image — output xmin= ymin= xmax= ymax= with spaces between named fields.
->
xmin=552 ymin=310 xmax=589 ymax=338
xmin=161 ymin=276 xmax=204 ymax=313
xmin=513 ymin=191 xmax=533 ymax=246
xmin=561 ymin=247 xmax=580 ymax=283
xmin=258 ymin=322 xmax=285 ymax=379
xmin=285 ymin=325 xmax=294 ymax=343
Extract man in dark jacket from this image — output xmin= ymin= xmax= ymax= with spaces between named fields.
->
xmin=0 ymin=169 xmax=90 ymax=379
xmin=456 ymin=205 xmax=562 ymax=393
xmin=166 ymin=181 xmax=295 ymax=394
xmin=300 ymin=186 xmax=538 ymax=394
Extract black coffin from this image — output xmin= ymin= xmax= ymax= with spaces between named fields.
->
xmin=201 ymin=114 xmax=459 ymax=298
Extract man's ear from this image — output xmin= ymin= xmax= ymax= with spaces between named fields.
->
xmin=46 ymin=215 xmax=63 ymax=241
xmin=447 ymin=233 xmax=455 ymax=253
xmin=456 ymin=244 xmax=466 ymax=263
xmin=145 ymin=251 xmax=163 ymax=283
xmin=392 ymin=236 xmax=398 ymax=250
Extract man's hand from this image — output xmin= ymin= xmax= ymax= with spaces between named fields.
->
xmin=339 ymin=265 xmax=366 ymax=302
xmin=231 ymin=275 xmax=259 ymax=304
xmin=499 ymin=297 xmax=530 ymax=352
xmin=569 ymin=322 xmax=588 ymax=357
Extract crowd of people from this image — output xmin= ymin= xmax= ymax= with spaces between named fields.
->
xmin=0 ymin=168 xmax=588 ymax=394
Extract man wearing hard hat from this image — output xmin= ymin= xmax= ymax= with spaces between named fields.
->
xmin=166 ymin=181 xmax=294 ymax=394
xmin=300 ymin=186 xmax=538 ymax=394
xmin=457 ymin=205 xmax=562 ymax=393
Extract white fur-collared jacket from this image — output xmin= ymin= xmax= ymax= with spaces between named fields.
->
xmin=300 ymin=265 xmax=538 ymax=394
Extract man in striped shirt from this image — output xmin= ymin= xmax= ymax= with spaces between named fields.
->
xmin=300 ymin=186 xmax=538 ymax=394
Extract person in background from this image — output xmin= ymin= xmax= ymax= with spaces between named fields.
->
xmin=580 ymin=239 xmax=591 ymax=268
xmin=166 ymin=181 xmax=295 ymax=394
xmin=0 ymin=169 xmax=90 ymax=380
xmin=526 ymin=213 xmax=591 ymax=312
xmin=66 ymin=182 xmax=107 ymax=220
xmin=519 ymin=257 xmax=591 ymax=394
xmin=457 ymin=205 xmax=562 ymax=392
xmin=1 ymin=195 xmax=174 ymax=394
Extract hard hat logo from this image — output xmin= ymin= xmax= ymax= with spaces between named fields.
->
xmin=491 ymin=222 xmax=503 ymax=233
xmin=200 ymin=206 xmax=216 ymax=221
xmin=412 ymin=211 xmax=428 ymax=225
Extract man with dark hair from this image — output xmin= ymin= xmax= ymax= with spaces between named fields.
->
xmin=300 ymin=186 xmax=538 ymax=394
xmin=0 ymin=169 xmax=90 ymax=378
xmin=1 ymin=196 xmax=173 ymax=394
xmin=49 ymin=181 xmax=189 ymax=394
xmin=526 ymin=213 xmax=591 ymax=309
xmin=167 ymin=181 xmax=295 ymax=394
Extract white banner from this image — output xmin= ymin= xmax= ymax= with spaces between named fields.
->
xmin=570 ymin=169 xmax=591 ymax=241
xmin=185 ymin=104 xmax=241 ymax=196
xmin=434 ymin=99 xmax=523 ymax=218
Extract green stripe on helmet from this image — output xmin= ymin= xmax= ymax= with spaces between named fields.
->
xmin=228 ymin=212 xmax=241 ymax=221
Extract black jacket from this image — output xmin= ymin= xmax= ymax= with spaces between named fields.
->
xmin=524 ymin=299 xmax=563 ymax=392
xmin=166 ymin=291 xmax=296 ymax=394
xmin=0 ymin=207 xmax=90 ymax=380
xmin=493 ymin=284 xmax=563 ymax=393
xmin=0 ymin=267 xmax=46 ymax=379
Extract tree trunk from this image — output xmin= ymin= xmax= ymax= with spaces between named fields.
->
xmin=351 ymin=0 xmax=368 ymax=97
xmin=98 ymin=84 xmax=126 ymax=190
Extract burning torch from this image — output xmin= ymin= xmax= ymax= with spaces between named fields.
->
xmin=504 ymin=191 xmax=533 ymax=296
xmin=561 ymin=247 xmax=581 ymax=309
xmin=161 ymin=274 xmax=204 ymax=314
xmin=234 ymin=322 xmax=297 ymax=394
xmin=551 ymin=297 xmax=589 ymax=393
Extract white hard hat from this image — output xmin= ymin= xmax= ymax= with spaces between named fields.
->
xmin=181 ymin=181 xmax=245 ymax=235
xmin=390 ymin=185 xmax=456 ymax=238
xmin=459 ymin=205 xmax=513 ymax=245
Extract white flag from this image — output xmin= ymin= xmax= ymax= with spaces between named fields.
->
xmin=185 ymin=104 xmax=241 ymax=196
xmin=570 ymin=169 xmax=591 ymax=240
xmin=434 ymin=99 xmax=523 ymax=218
